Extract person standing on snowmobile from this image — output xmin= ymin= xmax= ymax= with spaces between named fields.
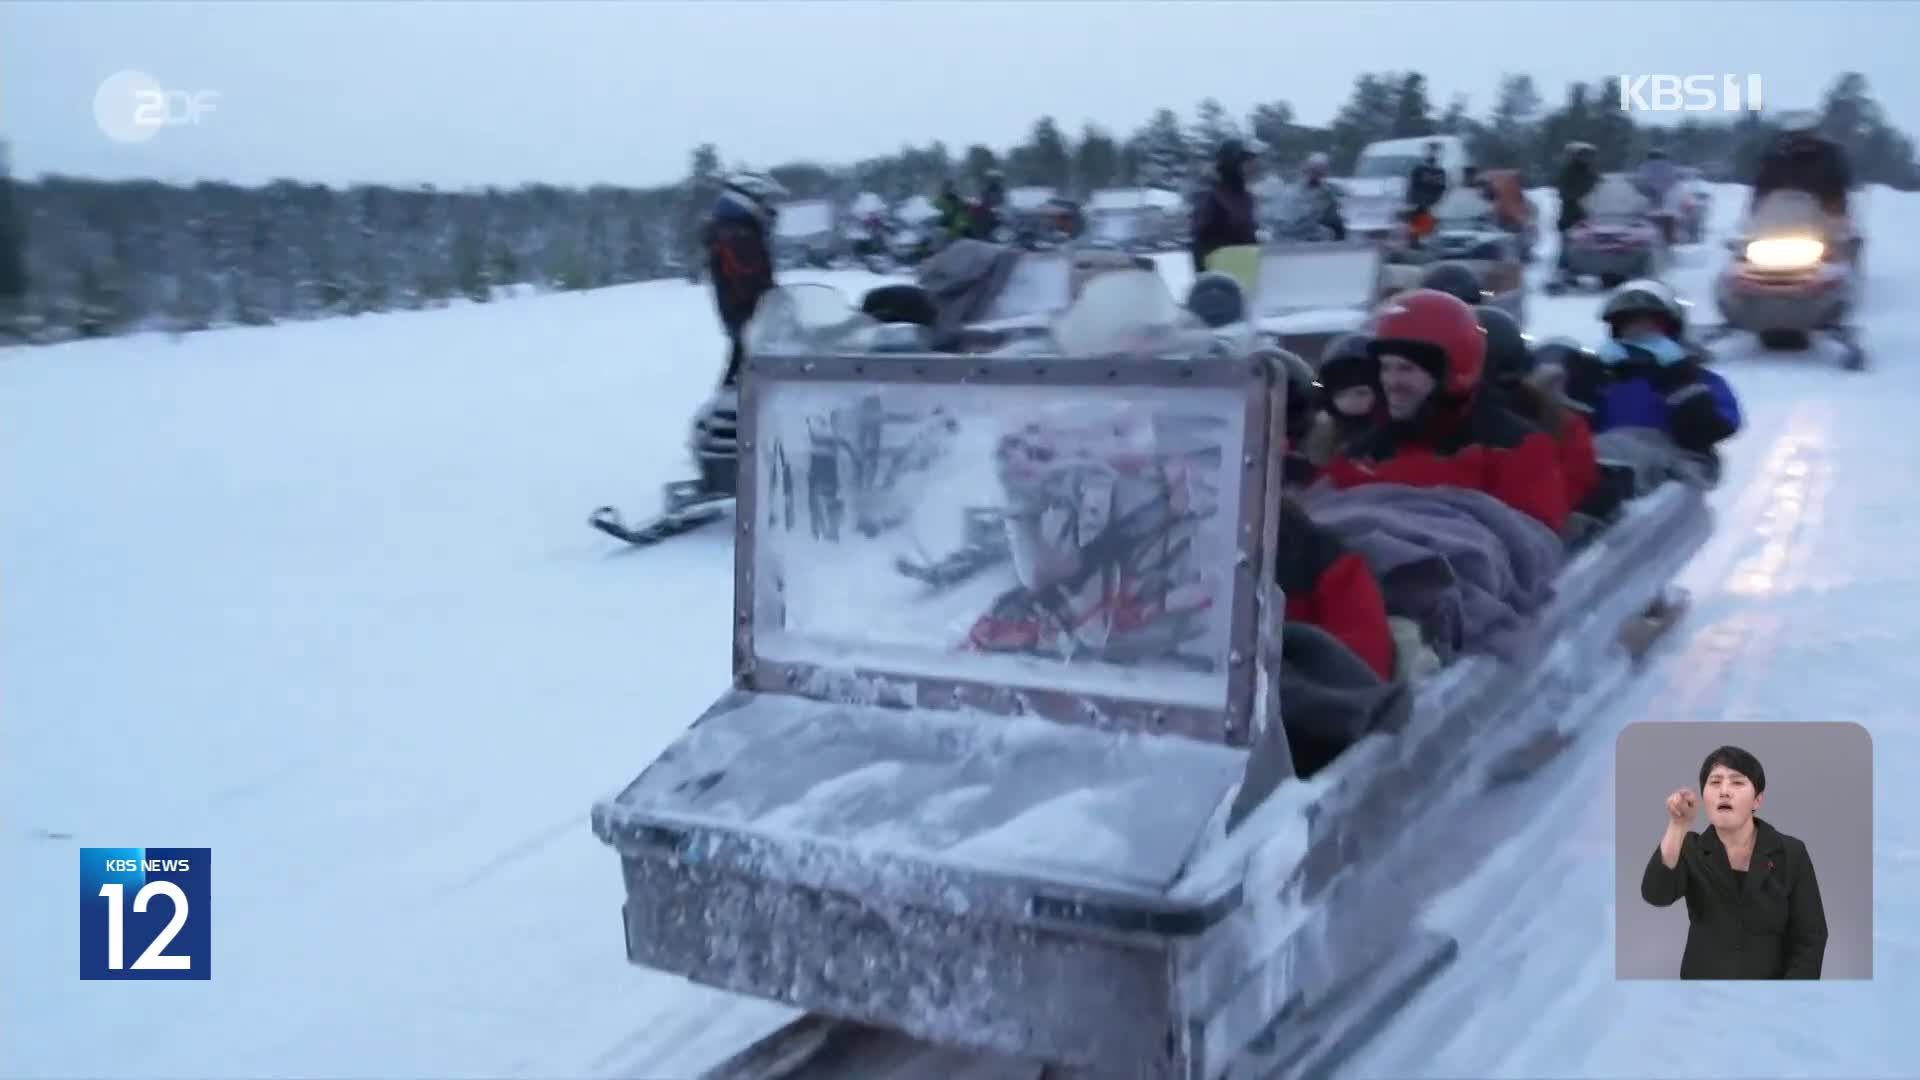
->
xmin=1561 ymin=280 xmax=1741 ymax=460
xmin=705 ymin=170 xmax=785 ymax=386
xmin=1554 ymin=142 xmax=1600 ymax=282
xmin=933 ymin=179 xmax=970 ymax=243
xmin=1190 ymin=138 xmax=1261 ymax=274
xmin=1319 ymin=289 xmax=1569 ymax=532
xmin=1634 ymin=148 xmax=1681 ymax=243
xmin=1752 ymin=111 xmax=1853 ymax=219
xmin=968 ymin=171 xmax=1008 ymax=241
xmin=1402 ymin=141 xmax=1449 ymax=248
xmin=1275 ymin=152 xmax=1347 ymax=241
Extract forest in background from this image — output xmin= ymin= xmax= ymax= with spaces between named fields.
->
xmin=0 ymin=70 xmax=1909 ymax=346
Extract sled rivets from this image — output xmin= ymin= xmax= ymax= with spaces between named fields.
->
xmin=1230 ymin=649 xmax=1245 ymax=666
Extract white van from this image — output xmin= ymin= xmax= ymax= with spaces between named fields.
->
xmin=1339 ymin=135 xmax=1474 ymax=236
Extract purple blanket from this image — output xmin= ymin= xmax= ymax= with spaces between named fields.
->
xmin=1296 ymin=482 xmax=1566 ymax=663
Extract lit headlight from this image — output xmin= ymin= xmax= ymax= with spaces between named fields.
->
xmin=1744 ymin=237 xmax=1824 ymax=269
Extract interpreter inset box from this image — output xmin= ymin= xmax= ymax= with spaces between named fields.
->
xmin=1614 ymin=721 xmax=1871 ymax=980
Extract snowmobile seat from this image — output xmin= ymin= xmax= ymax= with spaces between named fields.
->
xmin=860 ymin=283 xmax=937 ymax=328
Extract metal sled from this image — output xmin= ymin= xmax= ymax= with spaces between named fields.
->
xmin=590 ymin=334 xmax=1713 ymax=1078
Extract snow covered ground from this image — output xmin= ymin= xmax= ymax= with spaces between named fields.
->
xmin=1 ymin=187 xmax=1911 ymax=1078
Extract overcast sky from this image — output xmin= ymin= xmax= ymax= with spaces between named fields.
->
xmin=5 ymin=1 xmax=1914 ymax=189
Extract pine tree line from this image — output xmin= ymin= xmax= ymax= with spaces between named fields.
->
xmin=0 ymin=70 xmax=1910 ymax=347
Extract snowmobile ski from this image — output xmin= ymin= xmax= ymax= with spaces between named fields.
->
xmin=588 ymin=481 xmax=733 ymax=547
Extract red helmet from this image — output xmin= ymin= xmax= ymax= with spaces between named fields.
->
xmin=1368 ymin=288 xmax=1487 ymax=398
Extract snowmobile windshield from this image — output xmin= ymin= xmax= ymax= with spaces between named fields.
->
xmin=1355 ymin=153 xmax=1418 ymax=179
xmin=1092 ymin=211 xmax=1140 ymax=244
xmin=1432 ymin=187 xmax=1498 ymax=229
xmin=1747 ymin=189 xmax=1828 ymax=231
xmin=1048 ymin=270 xmax=1217 ymax=359
xmin=1586 ymin=175 xmax=1652 ymax=221
xmin=981 ymin=252 xmax=1075 ymax=322
xmin=743 ymin=284 xmax=880 ymax=355
xmin=773 ymin=199 xmax=834 ymax=239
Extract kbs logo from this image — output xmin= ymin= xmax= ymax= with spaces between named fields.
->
xmin=79 ymin=847 xmax=210 ymax=980
xmin=1619 ymin=75 xmax=1764 ymax=113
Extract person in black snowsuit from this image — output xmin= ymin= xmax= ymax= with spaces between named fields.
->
xmin=705 ymin=171 xmax=783 ymax=387
xmin=1189 ymin=138 xmax=1261 ymax=275
xmin=967 ymin=172 xmax=1007 ymax=241
xmin=1752 ymin=123 xmax=1853 ymax=219
xmin=1402 ymin=141 xmax=1449 ymax=247
xmin=1554 ymin=142 xmax=1600 ymax=279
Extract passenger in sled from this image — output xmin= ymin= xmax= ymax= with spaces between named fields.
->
xmin=1555 ymin=280 xmax=1742 ymax=476
xmin=1308 ymin=331 xmax=1386 ymax=465
xmin=1318 ymin=289 xmax=1570 ymax=533
xmin=1472 ymin=305 xmax=1608 ymax=531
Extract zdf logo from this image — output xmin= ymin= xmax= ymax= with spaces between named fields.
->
xmin=93 ymin=70 xmax=219 ymax=144
xmin=1619 ymin=75 xmax=1764 ymax=114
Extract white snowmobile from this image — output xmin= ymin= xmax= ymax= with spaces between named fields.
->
xmin=588 ymin=268 xmax=1715 ymax=1078
xmin=1700 ymin=188 xmax=1865 ymax=370
xmin=1545 ymin=172 xmax=1672 ymax=294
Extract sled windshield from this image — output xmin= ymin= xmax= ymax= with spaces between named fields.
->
xmin=745 ymin=375 xmax=1251 ymax=711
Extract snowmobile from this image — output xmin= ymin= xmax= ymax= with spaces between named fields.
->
xmin=589 ymin=247 xmax=1151 ymax=547
xmin=1701 ymin=188 xmax=1865 ymax=370
xmin=588 ymin=268 xmax=1715 ymax=1078
xmin=1205 ymin=239 xmax=1386 ymax=365
xmin=1377 ymin=188 xmax=1528 ymax=327
xmin=1545 ymin=173 xmax=1672 ymax=294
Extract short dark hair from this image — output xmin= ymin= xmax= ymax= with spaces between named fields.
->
xmin=1699 ymin=745 xmax=1766 ymax=794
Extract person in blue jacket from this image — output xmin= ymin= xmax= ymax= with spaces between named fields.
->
xmin=1563 ymin=280 xmax=1741 ymax=458
xmin=705 ymin=170 xmax=786 ymax=386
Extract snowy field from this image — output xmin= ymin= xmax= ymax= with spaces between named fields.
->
xmin=2 ymin=185 xmax=1912 ymax=1077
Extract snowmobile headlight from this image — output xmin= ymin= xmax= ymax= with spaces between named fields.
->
xmin=1744 ymin=237 xmax=1824 ymax=269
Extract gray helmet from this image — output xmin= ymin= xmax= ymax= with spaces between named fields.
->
xmin=1601 ymin=278 xmax=1688 ymax=337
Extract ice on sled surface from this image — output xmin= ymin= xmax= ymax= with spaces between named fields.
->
xmin=590 ymin=270 xmax=1714 ymax=1078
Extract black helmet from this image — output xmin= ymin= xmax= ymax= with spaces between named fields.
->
xmin=1419 ymin=261 xmax=1484 ymax=306
xmin=1530 ymin=335 xmax=1592 ymax=374
xmin=1216 ymin=138 xmax=1258 ymax=176
xmin=1474 ymin=306 xmax=1532 ymax=386
xmin=1316 ymin=331 xmax=1376 ymax=394
xmin=1186 ymin=271 xmax=1247 ymax=329
xmin=1269 ymin=348 xmax=1319 ymax=444
xmin=1601 ymin=278 xmax=1687 ymax=338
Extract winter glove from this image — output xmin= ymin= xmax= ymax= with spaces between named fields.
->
xmin=1660 ymin=370 xmax=1737 ymax=452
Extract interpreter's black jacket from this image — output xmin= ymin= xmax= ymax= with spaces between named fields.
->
xmin=1640 ymin=816 xmax=1828 ymax=979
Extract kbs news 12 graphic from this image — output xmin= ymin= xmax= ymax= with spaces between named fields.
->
xmin=79 ymin=847 xmax=211 ymax=980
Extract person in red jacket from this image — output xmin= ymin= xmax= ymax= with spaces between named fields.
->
xmin=1475 ymin=306 xmax=1601 ymax=518
xmin=1268 ymin=349 xmax=1397 ymax=680
xmin=1320 ymin=289 xmax=1569 ymax=533
xmin=1277 ymin=497 xmax=1396 ymax=680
